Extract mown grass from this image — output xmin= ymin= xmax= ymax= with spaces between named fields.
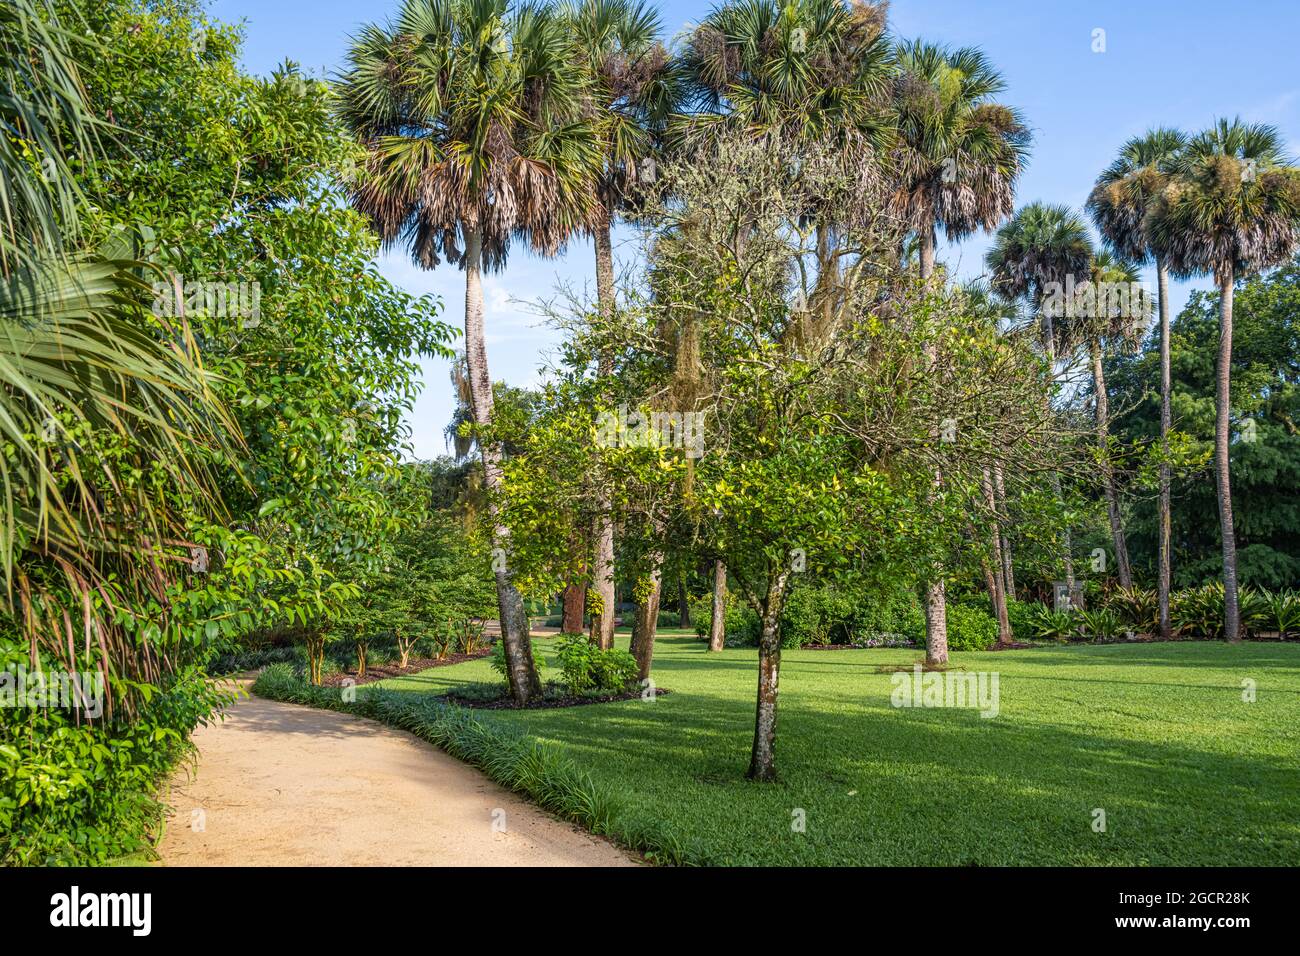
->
xmin=368 ymin=630 xmax=1300 ymax=865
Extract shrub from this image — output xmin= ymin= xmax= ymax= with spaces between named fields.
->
xmin=1107 ymin=587 xmax=1159 ymax=635
xmin=943 ymin=602 xmax=999 ymax=651
xmin=553 ymin=634 xmax=638 ymax=695
xmin=1268 ymin=590 xmax=1300 ymax=638
xmin=1077 ymin=606 xmax=1125 ymax=641
xmin=1031 ymin=605 xmax=1076 ymax=643
xmin=1172 ymin=584 xmax=1223 ymax=639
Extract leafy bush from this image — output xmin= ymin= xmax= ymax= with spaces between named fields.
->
xmin=1268 ymin=590 xmax=1300 ymax=638
xmin=943 ymin=602 xmax=999 ymax=651
xmin=690 ymin=591 xmax=760 ymax=646
xmin=1031 ymin=605 xmax=1076 ymax=643
xmin=1 ymin=667 xmax=233 ymax=865
xmin=553 ymin=634 xmax=638 ymax=695
xmin=1107 ymin=587 xmax=1159 ymax=635
xmin=1077 ymin=606 xmax=1125 ymax=641
xmin=1172 ymin=584 xmax=1224 ymax=639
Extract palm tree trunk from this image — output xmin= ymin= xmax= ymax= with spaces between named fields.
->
xmin=1090 ymin=339 xmax=1133 ymax=588
xmin=1156 ymin=258 xmax=1173 ymax=639
xmin=748 ymin=568 xmax=790 ymax=782
xmin=592 ymin=216 xmax=617 ymax=651
xmin=464 ymin=226 xmax=541 ymax=702
xmin=1215 ymin=271 xmax=1241 ymax=643
xmin=994 ymin=462 xmax=1016 ymax=600
xmin=1039 ymin=305 xmax=1075 ymax=591
xmin=919 ymin=223 xmax=949 ymax=665
xmin=709 ymin=559 xmax=726 ymax=651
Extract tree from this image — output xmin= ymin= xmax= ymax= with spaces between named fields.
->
xmin=889 ymin=38 xmax=1029 ymax=664
xmin=987 ymin=201 xmax=1094 ymax=593
xmin=1148 ymin=118 xmax=1300 ymax=642
xmin=1075 ymin=251 xmax=1149 ymax=588
xmin=564 ymin=0 xmax=675 ymax=648
xmin=1087 ymin=127 xmax=1187 ymax=634
xmin=337 ymin=0 xmax=603 ymax=700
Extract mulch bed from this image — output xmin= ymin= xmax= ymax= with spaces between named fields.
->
xmin=985 ymin=641 xmax=1039 ymax=651
xmin=320 ymin=648 xmax=491 ymax=687
xmin=444 ymin=687 xmax=671 ymax=710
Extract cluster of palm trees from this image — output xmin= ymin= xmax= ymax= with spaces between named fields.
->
xmin=986 ymin=121 xmax=1300 ymax=643
xmin=335 ymin=0 xmax=1300 ymax=699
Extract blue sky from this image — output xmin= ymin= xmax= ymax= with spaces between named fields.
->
xmin=211 ymin=0 xmax=1300 ymax=460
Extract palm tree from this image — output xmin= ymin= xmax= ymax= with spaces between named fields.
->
xmin=1148 ymin=118 xmax=1300 ymax=642
xmin=1087 ymin=127 xmax=1186 ymax=635
xmin=2 ymin=0 xmax=235 ymax=717
xmin=889 ymin=38 xmax=1029 ymax=665
xmin=987 ymin=202 xmax=1093 ymax=594
xmin=890 ymin=40 xmax=1030 ymax=280
xmin=563 ymin=0 xmax=674 ymax=648
xmin=337 ymin=0 xmax=603 ymax=701
xmin=679 ymin=0 xmax=892 ymax=140
xmin=1078 ymin=251 xmax=1150 ymax=588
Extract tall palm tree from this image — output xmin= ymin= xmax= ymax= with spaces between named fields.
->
xmin=987 ymin=202 xmax=1093 ymax=593
xmin=563 ymin=0 xmax=674 ymax=648
xmin=337 ymin=0 xmax=603 ymax=701
xmin=890 ymin=40 xmax=1029 ymax=280
xmin=1087 ymin=127 xmax=1186 ymax=634
xmin=889 ymin=38 xmax=1029 ymax=665
xmin=1079 ymin=251 xmax=1150 ymax=588
xmin=1148 ymin=118 xmax=1300 ymax=642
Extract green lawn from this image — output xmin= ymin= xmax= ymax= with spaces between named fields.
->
xmin=375 ymin=630 xmax=1300 ymax=865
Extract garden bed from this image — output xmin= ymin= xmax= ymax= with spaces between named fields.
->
xmin=443 ymin=684 xmax=671 ymax=710
xmin=321 ymin=648 xmax=491 ymax=687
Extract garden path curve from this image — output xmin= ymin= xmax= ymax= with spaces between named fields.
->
xmin=159 ymin=681 xmax=637 ymax=867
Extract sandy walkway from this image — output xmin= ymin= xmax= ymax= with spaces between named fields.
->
xmin=159 ymin=685 xmax=637 ymax=866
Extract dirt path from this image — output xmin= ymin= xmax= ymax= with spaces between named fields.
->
xmin=159 ymin=685 xmax=637 ymax=867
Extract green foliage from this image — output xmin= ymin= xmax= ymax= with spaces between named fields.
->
xmin=942 ymin=602 xmax=999 ymax=651
xmin=1076 ymin=606 xmax=1125 ymax=641
xmin=553 ymin=634 xmax=639 ymax=695
xmin=1031 ymin=605 xmax=1077 ymax=643
xmin=1268 ymin=590 xmax=1300 ymax=638
xmin=1107 ymin=587 xmax=1160 ymax=635
xmin=1004 ymin=598 xmax=1039 ymax=643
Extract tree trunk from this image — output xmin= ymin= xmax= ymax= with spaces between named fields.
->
xmin=678 ymin=572 xmax=691 ymax=628
xmin=993 ymin=462 xmax=1016 ymax=600
xmin=592 ymin=217 xmax=618 ymax=651
xmin=464 ymin=226 xmax=541 ymax=702
xmin=747 ymin=569 xmax=790 ymax=782
xmin=1156 ymin=258 xmax=1173 ymax=640
xmin=983 ymin=469 xmax=1012 ymax=644
xmin=919 ymin=223 xmax=949 ymax=666
xmin=1040 ymin=305 xmax=1074 ymax=590
xmin=1215 ymin=272 xmax=1241 ymax=643
xmin=1090 ymin=340 xmax=1133 ymax=588
xmin=561 ymin=582 xmax=585 ymax=634
xmin=631 ymin=549 xmax=664 ymax=681
xmin=708 ymin=559 xmax=727 ymax=652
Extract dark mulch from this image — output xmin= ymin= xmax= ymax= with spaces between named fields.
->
xmin=320 ymin=648 xmax=491 ymax=687
xmin=986 ymin=641 xmax=1039 ymax=651
xmin=444 ymin=686 xmax=671 ymax=710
